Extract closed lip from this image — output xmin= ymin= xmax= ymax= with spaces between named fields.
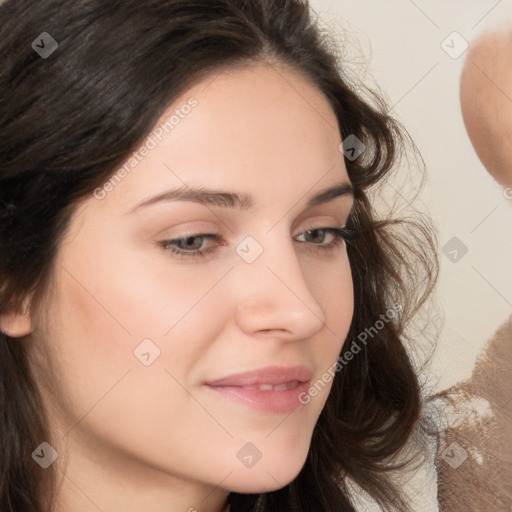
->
xmin=205 ymin=365 xmax=312 ymax=387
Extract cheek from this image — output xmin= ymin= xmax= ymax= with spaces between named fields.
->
xmin=309 ymin=254 xmax=354 ymax=344
xmin=38 ymin=260 xmax=220 ymax=460
xmin=43 ymin=246 xmax=228 ymax=415
xmin=317 ymin=261 xmax=354 ymax=388
xmin=53 ymin=240 xmax=214 ymax=352
xmin=294 ymin=256 xmax=353 ymax=406
xmin=37 ymin=266 xmax=137 ymax=424
xmin=328 ymin=268 xmax=354 ymax=328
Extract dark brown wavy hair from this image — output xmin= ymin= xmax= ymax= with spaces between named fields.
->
xmin=0 ymin=0 xmax=439 ymax=510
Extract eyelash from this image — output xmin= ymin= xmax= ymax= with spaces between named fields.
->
xmin=159 ymin=225 xmax=358 ymax=260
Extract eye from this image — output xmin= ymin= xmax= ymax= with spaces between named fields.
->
xmin=158 ymin=225 xmax=358 ymax=260
xmin=159 ymin=233 xmax=220 ymax=260
xmin=295 ymin=226 xmax=356 ymax=255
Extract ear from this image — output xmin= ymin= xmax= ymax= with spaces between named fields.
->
xmin=0 ymin=295 xmax=34 ymax=338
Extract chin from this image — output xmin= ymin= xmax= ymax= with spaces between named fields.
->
xmin=225 ymin=448 xmax=309 ymax=494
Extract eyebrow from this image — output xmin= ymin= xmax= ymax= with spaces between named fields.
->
xmin=126 ymin=181 xmax=354 ymax=214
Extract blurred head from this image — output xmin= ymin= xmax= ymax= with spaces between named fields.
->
xmin=460 ymin=24 xmax=512 ymax=191
xmin=0 ymin=1 xmax=437 ymax=511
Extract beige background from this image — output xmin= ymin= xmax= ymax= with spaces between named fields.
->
xmin=310 ymin=0 xmax=512 ymax=393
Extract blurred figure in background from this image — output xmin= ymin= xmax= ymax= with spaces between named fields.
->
xmin=435 ymin=23 xmax=512 ymax=512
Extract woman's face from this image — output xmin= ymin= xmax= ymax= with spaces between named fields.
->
xmin=26 ymin=61 xmax=354 ymax=509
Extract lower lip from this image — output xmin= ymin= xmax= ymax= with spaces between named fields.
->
xmin=204 ymin=381 xmax=311 ymax=413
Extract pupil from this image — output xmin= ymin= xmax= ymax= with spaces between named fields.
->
xmin=309 ymin=229 xmax=322 ymax=242
xmin=187 ymin=237 xmax=199 ymax=248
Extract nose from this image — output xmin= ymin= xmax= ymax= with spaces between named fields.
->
xmin=234 ymin=232 xmax=327 ymax=342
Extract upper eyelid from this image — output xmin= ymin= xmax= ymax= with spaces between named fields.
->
xmin=166 ymin=222 xmax=348 ymax=239
xmin=161 ymin=212 xmax=353 ymax=237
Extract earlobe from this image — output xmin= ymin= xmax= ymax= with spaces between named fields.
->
xmin=0 ymin=297 xmax=34 ymax=338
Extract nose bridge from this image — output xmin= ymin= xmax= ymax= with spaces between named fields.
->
xmin=234 ymin=228 xmax=326 ymax=338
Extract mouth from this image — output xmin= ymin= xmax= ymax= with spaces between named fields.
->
xmin=237 ymin=380 xmax=301 ymax=391
xmin=204 ymin=366 xmax=312 ymax=413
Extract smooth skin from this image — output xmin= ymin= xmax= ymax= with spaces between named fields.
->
xmin=1 ymin=60 xmax=355 ymax=512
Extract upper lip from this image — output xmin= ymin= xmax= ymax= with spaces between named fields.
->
xmin=205 ymin=365 xmax=312 ymax=387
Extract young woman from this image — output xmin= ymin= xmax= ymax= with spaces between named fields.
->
xmin=0 ymin=1 xmax=438 ymax=511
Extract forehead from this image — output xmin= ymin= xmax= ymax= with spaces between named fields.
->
xmin=92 ymin=60 xmax=350 ymax=216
